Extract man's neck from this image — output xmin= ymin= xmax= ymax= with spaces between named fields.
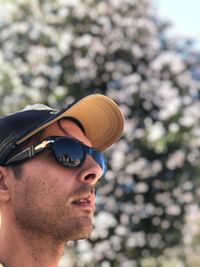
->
xmin=0 ymin=218 xmax=65 ymax=267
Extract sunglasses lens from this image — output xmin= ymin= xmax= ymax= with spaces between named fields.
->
xmin=52 ymin=137 xmax=106 ymax=173
xmin=53 ymin=138 xmax=84 ymax=167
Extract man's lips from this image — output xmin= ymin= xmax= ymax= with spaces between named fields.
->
xmin=71 ymin=194 xmax=95 ymax=210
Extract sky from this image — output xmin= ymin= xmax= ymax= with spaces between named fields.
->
xmin=156 ymin=0 xmax=200 ymax=49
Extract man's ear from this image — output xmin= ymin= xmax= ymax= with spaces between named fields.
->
xmin=0 ymin=166 xmax=11 ymax=202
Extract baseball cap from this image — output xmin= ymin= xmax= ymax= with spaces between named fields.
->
xmin=0 ymin=94 xmax=124 ymax=165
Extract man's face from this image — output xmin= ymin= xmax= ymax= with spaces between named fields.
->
xmin=9 ymin=119 xmax=103 ymax=241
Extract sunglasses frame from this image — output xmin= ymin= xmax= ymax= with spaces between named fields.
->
xmin=4 ymin=136 xmax=107 ymax=173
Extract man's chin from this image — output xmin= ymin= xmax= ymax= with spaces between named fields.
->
xmin=76 ymin=223 xmax=93 ymax=240
xmin=68 ymin=230 xmax=93 ymax=241
xmin=67 ymin=217 xmax=93 ymax=241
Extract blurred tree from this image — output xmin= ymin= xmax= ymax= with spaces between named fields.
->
xmin=0 ymin=0 xmax=200 ymax=267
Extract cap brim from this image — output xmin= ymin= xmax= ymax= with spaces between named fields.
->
xmin=17 ymin=94 xmax=124 ymax=151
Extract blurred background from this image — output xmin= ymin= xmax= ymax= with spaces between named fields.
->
xmin=157 ymin=0 xmax=200 ymax=50
xmin=0 ymin=0 xmax=200 ymax=266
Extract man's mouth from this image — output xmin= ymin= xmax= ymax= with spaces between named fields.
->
xmin=71 ymin=194 xmax=95 ymax=210
xmin=73 ymin=199 xmax=91 ymax=204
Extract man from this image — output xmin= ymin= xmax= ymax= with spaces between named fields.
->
xmin=0 ymin=94 xmax=124 ymax=267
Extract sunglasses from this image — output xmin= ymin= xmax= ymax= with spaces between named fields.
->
xmin=4 ymin=136 xmax=107 ymax=174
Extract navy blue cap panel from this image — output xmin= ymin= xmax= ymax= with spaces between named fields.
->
xmin=2 ymin=110 xmax=59 ymax=141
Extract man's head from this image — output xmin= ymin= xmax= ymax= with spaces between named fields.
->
xmin=0 ymin=94 xmax=124 ymax=242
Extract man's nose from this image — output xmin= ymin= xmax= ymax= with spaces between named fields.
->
xmin=77 ymin=155 xmax=103 ymax=185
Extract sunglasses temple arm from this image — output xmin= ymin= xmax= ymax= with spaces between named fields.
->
xmin=4 ymin=140 xmax=53 ymax=165
xmin=4 ymin=147 xmax=34 ymax=165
